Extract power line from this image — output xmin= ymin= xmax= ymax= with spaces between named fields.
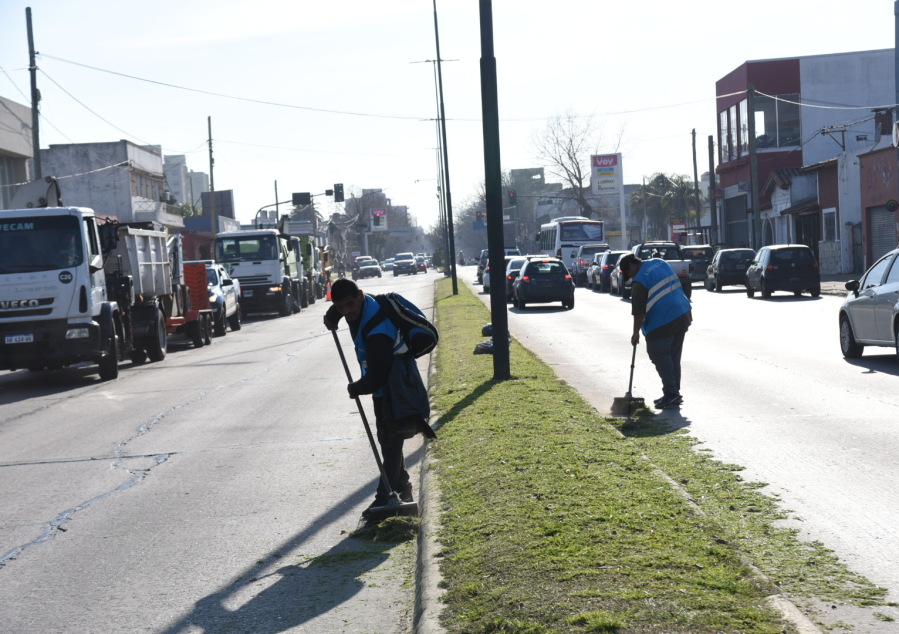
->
xmin=756 ymin=90 xmax=899 ymax=111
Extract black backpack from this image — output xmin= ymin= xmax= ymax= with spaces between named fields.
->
xmin=361 ymin=292 xmax=438 ymax=358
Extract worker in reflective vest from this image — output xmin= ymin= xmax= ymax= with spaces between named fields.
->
xmin=620 ymin=254 xmax=692 ymax=409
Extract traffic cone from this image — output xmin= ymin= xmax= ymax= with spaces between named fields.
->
xmin=326 ymin=281 xmax=332 ymax=302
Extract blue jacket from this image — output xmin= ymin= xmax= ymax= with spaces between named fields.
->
xmin=633 ymin=259 xmax=691 ymax=335
xmin=352 ymin=294 xmax=407 ymax=396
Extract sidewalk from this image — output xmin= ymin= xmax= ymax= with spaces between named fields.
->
xmin=820 ymin=273 xmax=854 ymax=297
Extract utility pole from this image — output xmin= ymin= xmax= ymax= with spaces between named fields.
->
xmin=708 ymin=135 xmax=718 ymax=244
xmin=26 ymin=8 xmax=41 ymax=179
xmin=274 ymin=180 xmax=279 ymax=226
xmin=748 ymin=84 xmax=762 ymax=249
xmin=894 ymin=2 xmax=899 ymax=173
xmin=433 ymin=0 xmax=458 ymax=294
xmin=478 ymin=0 xmax=510 ymax=380
xmin=691 ymin=129 xmax=701 ymax=239
xmin=207 ymin=116 xmax=216 ymax=239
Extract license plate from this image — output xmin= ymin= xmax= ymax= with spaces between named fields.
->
xmin=736 ymin=265 xmax=746 ymax=269
xmin=5 ymin=334 xmax=33 ymax=344
xmin=244 ymin=290 xmax=254 ymax=297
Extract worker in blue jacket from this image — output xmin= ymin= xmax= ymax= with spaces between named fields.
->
xmin=323 ymin=279 xmax=413 ymax=516
xmin=619 ymin=253 xmax=692 ymax=409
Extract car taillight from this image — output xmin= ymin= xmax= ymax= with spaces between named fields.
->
xmin=522 ymin=276 xmax=531 ymax=283
xmin=564 ymin=274 xmax=571 ymax=280
xmin=766 ymin=265 xmax=777 ymax=271
xmin=508 ymin=275 xmax=514 ymax=280
xmin=603 ymin=264 xmax=610 ymax=269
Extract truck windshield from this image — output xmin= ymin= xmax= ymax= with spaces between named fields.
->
xmin=0 ymin=215 xmax=83 ymax=273
xmin=215 ymin=236 xmax=279 ymax=262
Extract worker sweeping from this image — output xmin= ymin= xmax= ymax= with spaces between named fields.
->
xmin=619 ymin=253 xmax=692 ymax=409
xmin=324 ymin=279 xmax=436 ymax=522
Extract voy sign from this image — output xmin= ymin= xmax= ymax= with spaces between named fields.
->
xmin=591 ymin=154 xmax=622 ymax=194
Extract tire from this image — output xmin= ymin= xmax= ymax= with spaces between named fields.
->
xmin=761 ymin=280 xmax=771 ymax=299
xmin=228 ymin=307 xmax=242 ymax=331
xmin=565 ymin=296 xmax=575 ymax=310
xmin=747 ymin=287 xmax=755 ymax=298
xmin=394 ymin=272 xmax=398 ymax=277
xmin=187 ymin=319 xmax=205 ymax=348
xmin=129 ymin=350 xmax=147 ymax=365
xmin=519 ymin=297 xmax=526 ymax=310
xmin=683 ymin=284 xmax=692 ymax=299
xmin=291 ymin=284 xmax=301 ymax=314
xmin=300 ymin=282 xmax=309 ymax=308
xmin=794 ymin=290 xmax=803 ymax=297
xmin=714 ymin=278 xmax=722 ymax=292
xmin=98 ymin=331 xmax=119 ymax=381
xmin=214 ymin=306 xmax=227 ymax=336
xmin=704 ymin=278 xmax=712 ymax=291
xmin=147 ymin=308 xmax=167 ymax=362
xmin=204 ymin=314 xmax=212 ymax=345
xmin=278 ymin=287 xmax=292 ymax=317
xmin=839 ymin=314 xmax=864 ymax=358
xmin=811 ymin=287 xmax=821 ymax=298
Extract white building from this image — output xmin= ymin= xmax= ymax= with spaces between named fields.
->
xmin=0 ymin=96 xmax=32 ymax=209
xmin=163 ymin=154 xmax=192 ymax=206
xmin=40 ymin=140 xmax=183 ymax=228
xmin=189 ymin=170 xmax=209 ymax=207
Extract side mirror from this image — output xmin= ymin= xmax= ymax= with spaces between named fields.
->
xmin=88 ymin=254 xmax=103 ymax=274
xmin=222 ymin=278 xmax=234 ymax=286
xmin=845 ymin=280 xmax=859 ymax=297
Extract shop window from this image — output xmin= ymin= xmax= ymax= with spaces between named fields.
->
xmin=728 ymin=105 xmax=737 ymax=160
xmin=719 ymin=111 xmax=729 ymax=163
xmin=739 ymin=100 xmax=749 ymax=156
xmin=753 ymin=93 xmax=801 ymax=149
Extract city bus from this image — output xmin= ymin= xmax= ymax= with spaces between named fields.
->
xmin=536 ymin=216 xmax=605 ymax=270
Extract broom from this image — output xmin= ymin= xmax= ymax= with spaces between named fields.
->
xmin=610 ymin=343 xmax=645 ymax=416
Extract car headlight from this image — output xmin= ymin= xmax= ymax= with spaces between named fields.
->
xmin=66 ymin=328 xmax=90 ymax=339
xmin=269 ymin=286 xmax=282 ymax=292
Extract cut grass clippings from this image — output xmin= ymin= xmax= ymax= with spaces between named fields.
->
xmin=427 ymin=278 xmax=887 ymax=634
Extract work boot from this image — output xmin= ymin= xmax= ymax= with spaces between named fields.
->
xmin=361 ymin=495 xmax=387 ymax=518
xmin=656 ymin=395 xmax=683 ymax=409
xmin=399 ymin=482 xmax=414 ymax=503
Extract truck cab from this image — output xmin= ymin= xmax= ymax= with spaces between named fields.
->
xmin=214 ymin=229 xmax=300 ymax=317
xmin=0 ymin=207 xmax=121 ymax=378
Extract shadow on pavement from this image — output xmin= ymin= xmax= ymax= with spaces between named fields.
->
xmin=843 ymin=354 xmax=899 ymax=377
xmin=156 ymin=442 xmax=425 ymax=634
xmin=617 ymin=409 xmax=693 ymax=438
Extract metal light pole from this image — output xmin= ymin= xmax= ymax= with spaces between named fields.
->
xmin=478 ymin=0 xmax=510 ymax=379
xmin=433 ymin=0 xmax=458 ymax=294
xmin=26 ymin=8 xmax=41 ymax=179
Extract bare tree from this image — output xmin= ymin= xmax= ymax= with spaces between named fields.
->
xmin=531 ymin=109 xmax=624 ymax=219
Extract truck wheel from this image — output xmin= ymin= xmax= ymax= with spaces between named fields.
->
xmin=214 ymin=306 xmax=227 ymax=336
xmin=278 ymin=287 xmax=292 ymax=317
xmin=308 ymin=280 xmax=316 ymax=305
xmin=187 ymin=319 xmax=205 ymax=348
xmin=300 ymin=281 xmax=309 ymax=308
xmin=291 ymin=283 xmax=301 ymax=314
xmin=98 ymin=332 xmax=119 ymax=381
xmin=204 ymin=314 xmax=212 ymax=345
xmin=147 ymin=308 xmax=168 ymax=362
xmin=228 ymin=307 xmax=242 ymax=331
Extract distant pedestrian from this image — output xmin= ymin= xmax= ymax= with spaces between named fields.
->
xmin=619 ymin=253 xmax=692 ymax=409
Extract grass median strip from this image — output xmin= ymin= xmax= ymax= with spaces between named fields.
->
xmin=427 ymin=278 xmax=887 ymax=634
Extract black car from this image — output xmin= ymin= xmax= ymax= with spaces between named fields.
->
xmin=591 ymin=250 xmax=629 ymax=292
xmin=705 ymin=248 xmax=755 ymax=291
xmin=393 ymin=252 xmax=417 ymax=276
xmin=745 ymin=244 xmax=820 ymax=298
xmin=512 ymin=257 xmax=575 ymax=310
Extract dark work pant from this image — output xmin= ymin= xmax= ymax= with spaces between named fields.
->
xmin=372 ymin=397 xmax=409 ymax=499
xmin=645 ymin=330 xmax=686 ymax=399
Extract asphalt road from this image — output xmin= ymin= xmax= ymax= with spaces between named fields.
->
xmin=464 ymin=266 xmax=899 ymax=605
xmin=0 ymin=270 xmax=436 ymax=634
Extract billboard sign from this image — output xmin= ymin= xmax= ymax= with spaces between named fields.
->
xmin=591 ymin=154 xmax=621 ymax=194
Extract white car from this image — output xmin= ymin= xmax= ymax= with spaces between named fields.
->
xmin=838 ymin=247 xmax=899 ymax=360
xmin=187 ymin=260 xmax=242 ymax=336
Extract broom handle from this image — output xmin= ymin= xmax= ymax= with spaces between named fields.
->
xmin=627 ymin=343 xmax=637 ymax=396
xmin=331 ymin=329 xmax=395 ymax=497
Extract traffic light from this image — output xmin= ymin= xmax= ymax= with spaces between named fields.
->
xmin=476 ymin=211 xmax=484 ymax=222
xmin=508 ymin=189 xmax=518 ymax=206
xmin=334 ymin=183 xmax=344 ymax=203
xmin=373 ymin=211 xmax=382 ymax=226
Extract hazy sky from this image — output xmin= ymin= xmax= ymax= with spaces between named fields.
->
xmin=1 ymin=1 xmax=895 ymax=229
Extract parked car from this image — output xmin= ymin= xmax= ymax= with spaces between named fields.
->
xmin=415 ymin=256 xmax=428 ymax=273
xmin=393 ymin=252 xmax=417 ymax=276
xmin=589 ymin=250 xmax=628 ymax=292
xmin=682 ymin=245 xmax=715 ymax=283
xmin=626 ymin=241 xmax=694 ymax=298
xmin=609 ymin=261 xmax=629 ymax=298
xmin=585 ymin=253 xmax=605 ymax=290
xmin=354 ymin=259 xmax=382 ymax=279
xmin=382 ymin=258 xmax=395 ymax=271
xmin=573 ymin=243 xmax=610 ymax=286
xmin=512 ymin=257 xmax=575 ymax=310
xmin=483 ymin=256 xmax=513 ymax=293
xmin=187 ymin=260 xmax=241 ymax=336
xmin=704 ymin=248 xmax=756 ymax=291
xmin=505 ymin=257 xmax=529 ymax=301
xmin=745 ymin=244 xmax=820 ymax=298
xmin=477 ymin=249 xmax=489 ymax=283
xmin=838 ymin=247 xmax=899 ymax=360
